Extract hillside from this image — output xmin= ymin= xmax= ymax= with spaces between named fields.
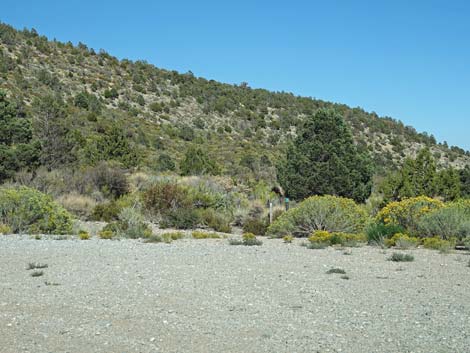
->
xmin=0 ymin=22 xmax=469 ymax=184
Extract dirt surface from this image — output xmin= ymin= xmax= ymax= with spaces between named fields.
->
xmin=1 ymin=236 xmax=470 ymax=353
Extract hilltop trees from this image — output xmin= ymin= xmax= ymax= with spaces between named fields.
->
xmin=276 ymin=109 xmax=373 ymax=202
xmin=379 ymin=148 xmax=462 ymax=202
xmin=0 ymin=90 xmax=40 ymax=182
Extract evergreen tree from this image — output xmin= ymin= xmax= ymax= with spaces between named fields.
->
xmin=379 ymin=148 xmax=463 ymax=202
xmin=436 ymin=167 xmax=461 ymax=201
xmin=32 ymin=94 xmax=76 ymax=169
xmin=180 ymin=146 xmax=220 ymax=176
xmin=0 ymin=90 xmax=39 ymax=182
xmin=459 ymin=166 xmax=470 ymax=198
xmin=276 ymin=109 xmax=373 ymax=202
xmin=98 ymin=124 xmax=140 ymax=168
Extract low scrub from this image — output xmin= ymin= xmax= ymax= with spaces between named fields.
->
xmin=0 ymin=186 xmax=73 ymax=234
xmin=242 ymin=217 xmax=268 ymax=236
xmin=417 ymin=199 xmax=470 ymax=240
xmin=242 ymin=232 xmax=263 ymax=246
xmin=384 ymin=233 xmax=419 ymax=249
xmin=388 ymin=252 xmax=414 ymax=262
xmin=98 ymin=230 xmax=115 ymax=239
xmin=267 ymin=195 xmax=368 ymax=238
xmin=283 ymin=235 xmax=294 ymax=243
xmin=307 ymin=230 xmax=366 ymax=248
xmin=56 ymin=192 xmax=97 ymax=220
xmin=192 ymin=231 xmax=221 ymax=239
xmin=422 ymin=237 xmax=455 ymax=251
xmin=366 ymin=222 xmax=405 ymax=244
xmin=229 ymin=233 xmax=262 ymax=246
xmin=78 ymin=230 xmax=90 ymax=240
xmin=0 ymin=223 xmax=11 ymax=235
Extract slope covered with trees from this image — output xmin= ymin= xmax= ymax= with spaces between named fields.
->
xmin=0 ymin=22 xmax=469 ymax=188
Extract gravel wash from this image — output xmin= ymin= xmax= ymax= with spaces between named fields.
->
xmin=1 ymin=236 xmax=469 ymax=353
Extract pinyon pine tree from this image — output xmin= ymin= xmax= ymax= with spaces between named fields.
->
xmin=276 ymin=109 xmax=373 ymax=202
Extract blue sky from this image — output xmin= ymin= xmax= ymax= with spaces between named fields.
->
xmin=2 ymin=0 xmax=470 ymax=150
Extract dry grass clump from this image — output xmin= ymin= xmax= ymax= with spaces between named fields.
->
xmin=57 ymin=192 xmax=97 ymax=219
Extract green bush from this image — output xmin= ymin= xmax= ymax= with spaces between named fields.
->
xmin=78 ymin=230 xmax=90 ymax=240
xmin=0 ymin=186 xmax=73 ymax=234
xmin=417 ymin=199 xmax=470 ymax=240
xmin=0 ymin=223 xmax=11 ymax=235
xmin=116 ymin=207 xmax=152 ymax=239
xmin=98 ymin=230 xmax=115 ymax=239
xmin=91 ymin=201 xmax=121 ymax=222
xmin=242 ymin=232 xmax=262 ymax=246
xmin=422 ymin=237 xmax=455 ymax=251
xmin=242 ymin=217 xmax=268 ymax=236
xmin=267 ymin=195 xmax=367 ymax=238
xmin=366 ymin=222 xmax=405 ymax=244
xmin=143 ymin=181 xmax=192 ymax=215
xmin=307 ymin=230 xmax=365 ymax=247
xmin=160 ymin=208 xmax=202 ymax=229
xmin=200 ymin=209 xmax=232 ymax=233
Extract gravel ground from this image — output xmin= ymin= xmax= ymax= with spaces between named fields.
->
xmin=1 ymin=235 xmax=470 ymax=353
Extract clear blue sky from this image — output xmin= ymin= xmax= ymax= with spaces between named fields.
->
xmin=2 ymin=0 xmax=470 ymax=150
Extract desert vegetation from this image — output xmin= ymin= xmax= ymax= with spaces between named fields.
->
xmin=0 ymin=22 xmax=468 ymax=254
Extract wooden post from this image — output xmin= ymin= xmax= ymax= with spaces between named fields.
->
xmin=269 ymin=201 xmax=273 ymax=224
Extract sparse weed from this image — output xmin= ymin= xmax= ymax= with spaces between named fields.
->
xmin=27 ymin=262 xmax=48 ymax=270
xmin=98 ymin=230 xmax=114 ymax=239
xmin=30 ymin=270 xmax=44 ymax=277
xmin=340 ymin=275 xmax=350 ymax=280
xmin=307 ymin=242 xmax=328 ymax=249
xmin=144 ymin=234 xmax=163 ymax=243
xmin=44 ymin=281 xmax=60 ymax=286
xmin=388 ymin=252 xmax=414 ymax=262
xmin=228 ymin=238 xmax=244 ymax=245
xmin=283 ymin=235 xmax=294 ymax=243
xmin=326 ymin=268 xmax=346 ymax=274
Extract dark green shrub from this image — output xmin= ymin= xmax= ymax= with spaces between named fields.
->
xmin=366 ymin=223 xmax=405 ymax=244
xmin=160 ymin=208 xmax=202 ymax=229
xmin=326 ymin=268 xmax=346 ymax=274
xmin=0 ymin=186 xmax=73 ymax=234
xmin=180 ymin=146 xmax=220 ymax=176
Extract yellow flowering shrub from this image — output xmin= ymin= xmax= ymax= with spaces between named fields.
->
xmin=308 ymin=230 xmax=332 ymax=244
xmin=376 ymin=196 xmax=444 ymax=236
